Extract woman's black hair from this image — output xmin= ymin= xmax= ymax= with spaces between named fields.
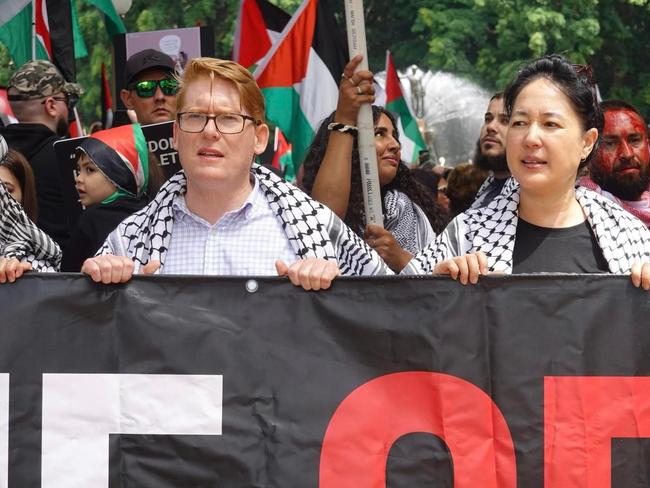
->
xmin=302 ymin=105 xmax=448 ymax=235
xmin=503 ymin=54 xmax=603 ymax=168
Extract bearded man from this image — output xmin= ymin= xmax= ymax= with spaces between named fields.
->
xmin=580 ymin=100 xmax=650 ymax=227
xmin=471 ymin=92 xmax=510 ymax=209
xmin=0 ymin=60 xmax=82 ymax=248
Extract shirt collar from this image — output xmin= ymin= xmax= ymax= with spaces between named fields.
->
xmin=172 ymin=174 xmax=264 ymax=226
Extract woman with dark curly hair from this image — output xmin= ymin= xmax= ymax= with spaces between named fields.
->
xmin=302 ymin=56 xmax=447 ymax=271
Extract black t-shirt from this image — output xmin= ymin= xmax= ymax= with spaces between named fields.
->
xmin=512 ymin=218 xmax=609 ymax=273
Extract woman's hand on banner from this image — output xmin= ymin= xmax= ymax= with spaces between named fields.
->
xmin=276 ymin=258 xmax=341 ymax=291
xmin=0 ymin=257 xmax=32 ymax=283
xmin=433 ymin=252 xmax=488 ymax=285
xmin=631 ymin=262 xmax=650 ymax=290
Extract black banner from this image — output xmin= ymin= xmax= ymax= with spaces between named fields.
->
xmin=2 ymin=274 xmax=650 ymax=487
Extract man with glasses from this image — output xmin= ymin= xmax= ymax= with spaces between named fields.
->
xmin=0 ymin=60 xmax=82 ymax=249
xmin=82 ymin=57 xmax=390 ymax=289
xmin=120 ymin=49 xmax=178 ymax=125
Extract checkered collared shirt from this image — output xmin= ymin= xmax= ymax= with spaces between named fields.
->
xmin=163 ymin=176 xmax=298 ymax=275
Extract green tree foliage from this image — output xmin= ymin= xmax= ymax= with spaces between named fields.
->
xmin=412 ymin=0 xmax=650 ymax=115
xmin=0 ymin=44 xmax=14 ymax=86
xmin=3 ymin=0 xmax=650 ymax=123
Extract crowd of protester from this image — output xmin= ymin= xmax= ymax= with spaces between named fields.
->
xmin=1 ymin=48 xmax=650 ymax=289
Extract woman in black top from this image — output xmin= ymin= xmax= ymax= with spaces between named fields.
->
xmin=404 ymin=55 xmax=650 ymax=289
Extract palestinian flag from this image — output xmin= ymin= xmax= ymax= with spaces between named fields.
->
xmin=0 ymin=0 xmax=80 ymax=81
xmin=271 ymin=127 xmax=292 ymax=173
xmin=254 ymin=0 xmax=348 ymax=181
xmin=232 ymin=0 xmax=290 ymax=70
xmin=384 ymin=50 xmax=426 ymax=164
xmin=0 ymin=1 xmax=49 ymax=67
xmin=101 ymin=62 xmax=114 ymax=130
xmin=86 ymin=0 xmax=126 ymax=37
xmin=83 ymin=124 xmax=150 ymax=198
xmin=34 ymin=0 xmax=53 ymax=59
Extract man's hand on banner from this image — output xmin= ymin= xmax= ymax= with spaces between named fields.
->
xmin=0 ymin=257 xmax=32 ymax=283
xmin=630 ymin=262 xmax=650 ymax=290
xmin=81 ymin=255 xmax=160 ymax=284
xmin=275 ymin=258 xmax=340 ymax=291
xmin=433 ymin=251 xmax=489 ymax=285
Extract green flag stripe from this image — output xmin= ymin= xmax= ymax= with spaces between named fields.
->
xmin=86 ymin=0 xmax=126 ymax=37
xmin=263 ymin=86 xmax=314 ymax=179
xmin=133 ymin=123 xmax=150 ymax=192
xmin=386 ymin=97 xmax=425 ymax=148
xmin=0 ymin=3 xmax=31 ymax=66
xmin=0 ymin=3 xmax=52 ymax=67
xmin=71 ymin=0 xmax=88 ymax=58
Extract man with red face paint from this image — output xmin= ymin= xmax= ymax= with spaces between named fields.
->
xmin=580 ymin=100 xmax=650 ymax=227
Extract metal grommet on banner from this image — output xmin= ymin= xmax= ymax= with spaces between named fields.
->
xmin=245 ymin=279 xmax=259 ymax=293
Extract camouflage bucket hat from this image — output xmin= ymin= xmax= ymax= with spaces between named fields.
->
xmin=7 ymin=60 xmax=83 ymax=100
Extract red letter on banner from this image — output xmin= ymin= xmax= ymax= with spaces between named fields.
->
xmin=319 ymin=372 xmax=516 ymax=487
xmin=545 ymin=376 xmax=650 ymax=487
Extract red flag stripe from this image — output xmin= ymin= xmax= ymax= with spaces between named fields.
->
xmin=271 ymin=127 xmax=291 ymax=169
xmin=234 ymin=0 xmax=272 ymax=68
xmin=35 ymin=0 xmax=53 ymax=59
xmin=101 ymin=63 xmax=113 ymax=109
xmin=255 ymin=0 xmax=317 ymax=88
xmin=384 ymin=50 xmax=403 ymax=105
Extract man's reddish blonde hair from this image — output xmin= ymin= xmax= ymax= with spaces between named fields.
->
xmin=176 ymin=57 xmax=266 ymax=122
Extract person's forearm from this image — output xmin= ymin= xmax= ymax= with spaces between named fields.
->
xmin=311 ymin=130 xmax=355 ymax=218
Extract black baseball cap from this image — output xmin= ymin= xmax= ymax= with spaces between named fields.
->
xmin=124 ymin=49 xmax=176 ymax=86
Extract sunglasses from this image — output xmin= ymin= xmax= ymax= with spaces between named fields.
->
xmin=129 ymin=79 xmax=179 ymax=98
xmin=39 ymin=92 xmax=78 ymax=112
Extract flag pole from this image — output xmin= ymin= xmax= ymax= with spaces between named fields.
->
xmin=73 ymin=107 xmax=85 ymax=136
xmin=31 ymin=0 xmax=36 ymax=60
xmin=343 ymin=0 xmax=383 ymax=227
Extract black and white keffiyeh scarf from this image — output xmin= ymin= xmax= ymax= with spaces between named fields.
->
xmin=98 ymin=165 xmax=391 ymax=276
xmin=0 ymin=177 xmax=61 ymax=271
xmin=404 ymin=177 xmax=650 ymax=275
xmin=383 ymin=190 xmax=435 ymax=254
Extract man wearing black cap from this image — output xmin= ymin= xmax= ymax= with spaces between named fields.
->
xmin=120 ymin=49 xmax=178 ymax=126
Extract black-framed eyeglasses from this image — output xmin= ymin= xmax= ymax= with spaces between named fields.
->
xmin=40 ymin=92 xmax=77 ymax=112
xmin=177 ymin=112 xmax=260 ymax=134
xmin=129 ymin=79 xmax=179 ymax=98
